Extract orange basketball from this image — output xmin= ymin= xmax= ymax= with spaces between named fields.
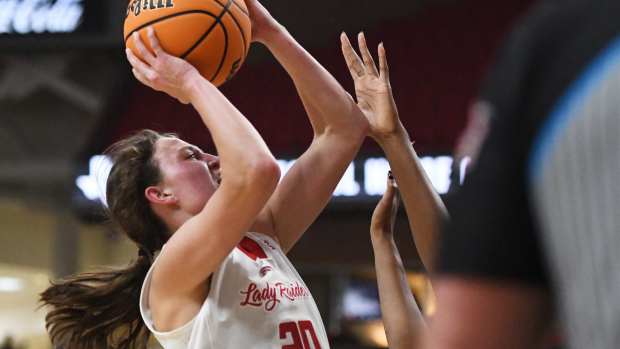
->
xmin=124 ymin=0 xmax=252 ymax=87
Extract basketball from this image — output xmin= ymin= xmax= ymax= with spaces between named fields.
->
xmin=124 ymin=0 xmax=252 ymax=87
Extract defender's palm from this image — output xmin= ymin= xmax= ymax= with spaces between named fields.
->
xmin=341 ymin=33 xmax=401 ymax=140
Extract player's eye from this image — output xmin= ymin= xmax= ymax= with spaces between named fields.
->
xmin=187 ymin=151 xmax=199 ymax=160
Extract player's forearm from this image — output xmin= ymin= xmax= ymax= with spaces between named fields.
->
xmin=425 ymin=279 xmax=551 ymax=349
xmin=377 ymin=128 xmax=448 ymax=271
xmin=262 ymin=27 xmax=365 ymax=134
xmin=186 ymin=73 xmax=276 ymax=177
xmin=371 ymin=234 xmax=424 ymax=349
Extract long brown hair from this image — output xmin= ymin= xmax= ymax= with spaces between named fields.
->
xmin=40 ymin=129 xmax=174 ymax=349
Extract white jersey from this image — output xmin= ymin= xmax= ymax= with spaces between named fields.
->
xmin=139 ymin=232 xmax=330 ymax=349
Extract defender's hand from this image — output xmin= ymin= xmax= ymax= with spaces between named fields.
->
xmin=341 ymin=32 xmax=404 ymax=142
xmin=371 ymin=172 xmax=400 ymax=239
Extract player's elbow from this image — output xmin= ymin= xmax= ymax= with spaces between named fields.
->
xmin=245 ymin=156 xmax=281 ymax=193
xmin=224 ymin=157 xmax=280 ymax=198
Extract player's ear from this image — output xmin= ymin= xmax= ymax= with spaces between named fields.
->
xmin=145 ymin=186 xmax=176 ymax=205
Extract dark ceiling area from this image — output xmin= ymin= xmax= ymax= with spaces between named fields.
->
xmin=0 ymin=0 xmax=535 ymax=207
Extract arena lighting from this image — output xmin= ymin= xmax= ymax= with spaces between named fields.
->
xmin=342 ymin=284 xmax=381 ymax=320
xmin=0 ymin=276 xmax=24 ymax=292
xmin=0 ymin=0 xmax=84 ymax=34
xmin=364 ymin=321 xmax=389 ymax=348
xmin=75 ymin=155 xmax=112 ymax=206
xmin=76 ymin=155 xmax=459 ymax=206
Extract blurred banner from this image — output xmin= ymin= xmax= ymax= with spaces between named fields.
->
xmin=72 ymin=153 xmax=463 ymax=222
xmin=0 ymin=0 xmax=121 ymax=49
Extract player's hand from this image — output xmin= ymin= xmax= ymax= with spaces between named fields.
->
xmin=244 ymin=0 xmax=283 ymax=44
xmin=126 ymin=27 xmax=200 ymax=104
xmin=371 ymin=171 xmax=400 ymax=239
xmin=341 ymin=32 xmax=404 ymax=142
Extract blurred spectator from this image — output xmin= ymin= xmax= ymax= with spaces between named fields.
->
xmin=0 ymin=336 xmax=23 ymax=349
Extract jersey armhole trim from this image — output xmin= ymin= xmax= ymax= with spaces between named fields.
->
xmin=140 ymin=257 xmax=212 ymax=339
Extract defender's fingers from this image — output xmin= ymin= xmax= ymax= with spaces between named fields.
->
xmin=132 ymin=31 xmax=156 ymax=65
xmin=382 ymin=171 xmax=398 ymax=202
xmin=378 ymin=43 xmax=390 ymax=81
xmin=358 ymin=32 xmax=378 ymax=77
xmin=374 ymin=173 xmax=395 ymax=210
xmin=340 ymin=32 xmax=365 ymax=78
xmin=388 ymin=171 xmax=400 ymax=218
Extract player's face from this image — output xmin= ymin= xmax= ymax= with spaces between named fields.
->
xmin=153 ymin=137 xmax=221 ymax=215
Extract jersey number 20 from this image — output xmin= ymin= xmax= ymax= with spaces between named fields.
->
xmin=279 ymin=320 xmax=321 ymax=349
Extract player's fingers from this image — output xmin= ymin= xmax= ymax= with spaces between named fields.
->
xmin=378 ymin=42 xmax=390 ymax=81
xmin=146 ymin=26 xmax=165 ymax=57
xmin=131 ymin=68 xmax=154 ymax=88
xmin=371 ymin=171 xmax=399 ymax=231
xmin=377 ymin=172 xmax=396 ymax=212
xmin=358 ymin=32 xmax=378 ymax=77
xmin=388 ymin=172 xmax=400 ymax=220
xmin=340 ymin=32 xmax=365 ymax=78
xmin=132 ymin=31 xmax=156 ymax=65
xmin=384 ymin=171 xmax=398 ymax=203
xmin=126 ymin=48 xmax=158 ymax=81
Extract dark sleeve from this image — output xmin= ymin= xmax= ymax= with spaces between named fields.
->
xmin=438 ymin=110 xmax=548 ymax=286
xmin=436 ymin=3 xmax=561 ymax=286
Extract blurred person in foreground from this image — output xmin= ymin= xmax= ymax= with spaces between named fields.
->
xmin=343 ymin=0 xmax=620 ymax=347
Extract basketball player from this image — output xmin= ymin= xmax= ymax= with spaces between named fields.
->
xmin=40 ymin=1 xmax=368 ymax=348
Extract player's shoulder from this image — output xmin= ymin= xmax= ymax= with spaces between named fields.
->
xmin=499 ymin=0 xmax=619 ymax=60
xmin=509 ymin=0 xmax=606 ymax=44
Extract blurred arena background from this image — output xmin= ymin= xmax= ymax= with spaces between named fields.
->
xmin=0 ymin=0 xmax=533 ymax=347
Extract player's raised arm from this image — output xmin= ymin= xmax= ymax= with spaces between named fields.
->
xmin=341 ymin=32 xmax=447 ymax=271
xmin=244 ymin=0 xmax=368 ymax=251
xmin=371 ymin=173 xmax=426 ymax=349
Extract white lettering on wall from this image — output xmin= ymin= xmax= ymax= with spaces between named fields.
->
xmin=77 ymin=155 xmax=458 ymax=206
xmin=0 ymin=0 xmax=84 ymax=34
xmin=364 ymin=157 xmax=391 ymax=196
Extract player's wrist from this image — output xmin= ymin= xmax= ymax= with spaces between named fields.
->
xmin=184 ymin=70 xmax=211 ymax=102
xmin=370 ymin=230 xmax=396 ymax=246
xmin=374 ymin=122 xmax=409 ymax=146
xmin=256 ymin=23 xmax=289 ymax=46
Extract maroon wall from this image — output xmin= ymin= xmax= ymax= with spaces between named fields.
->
xmin=108 ymin=0 xmax=534 ymax=157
